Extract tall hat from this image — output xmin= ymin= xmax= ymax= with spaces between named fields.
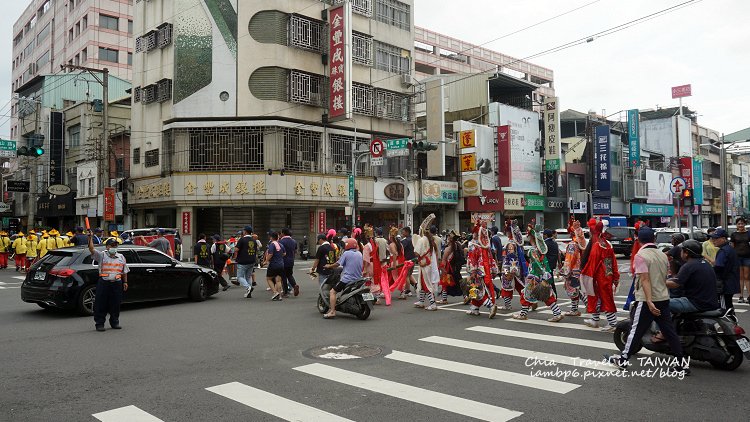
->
xmin=528 ymin=224 xmax=548 ymax=255
xmin=17 ymin=231 xmax=25 ymax=237
xmin=49 ymin=229 xmax=60 ymax=236
xmin=510 ymin=220 xmax=523 ymax=245
xmin=388 ymin=225 xmax=399 ymax=239
xmin=419 ymin=213 xmax=436 ymax=236
xmin=363 ymin=224 xmax=374 ymax=239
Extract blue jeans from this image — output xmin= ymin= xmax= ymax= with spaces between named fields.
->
xmin=669 ymin=297 xmax=699 ymax=313
xmin=237 ymin=264 xmax=254 ymax=288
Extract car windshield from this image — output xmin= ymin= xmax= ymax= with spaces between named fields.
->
xmin=556 ymin=233 xmax=571 ymax=241
xmin=655 ymin=232 xmax=675 ymax=244
xmin=608 ymin=228 xmax=631 ymax=239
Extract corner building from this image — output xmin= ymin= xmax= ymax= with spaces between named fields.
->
xmin=130 ymin=0 xmax=415 ymax=253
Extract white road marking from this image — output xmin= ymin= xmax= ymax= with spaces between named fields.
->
xmin=92 ymin=405 xmax=164 ymax=422
xmin=12 ymin=276 xmax=26 ymax=280
xmin=295 ymin=363 xmax=523 ymax=422
xmin=206 ymin=382 xmax=354 ymax=422
xmin=420 ymin=336 xmax=618 ymax=372
xmin=467 ymin=326 xmax=651 ymax=354
xmin=385 ymin=350 xmax=579 ymax=394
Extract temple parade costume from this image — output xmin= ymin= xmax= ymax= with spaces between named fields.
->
xmin=413 ymin=214 xmax=440 ymax=311
xmin=579 ymin=218 xmax=621 ymax=332
xmin=499 ymin=242 xmax=525 ymax=311
xmin=463 ymin=219 xmax=500 ymax=318
xmin=512 ymin=225 xmax=564 ymax=322
xmin=560 ymin=219 xmax=587 ymax=316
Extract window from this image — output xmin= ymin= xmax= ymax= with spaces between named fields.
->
xmin=288 ymin=14 xmax=324 ymax=53
xmin=157 ymin=23 xmax=172 ymax=48
xmin=115 ymin=158 xmax=125 ymax=178
xmin=81 ymin=48 xmax=87 ymax=62
xmin=157 ymin=79 xmax=172 ymax=102
xmin=82 ymin=16 xmax=88 ymax=31
xmin=14 ymin=32 xmax=23 ymax=48
xmin=99 ymin=14 xmax=119 ymax=31
xmin=87 ymin=178 xmax=94 ymax=196
xmin=98 ymin=47 xmax=118 ymax=63
xmin=69 ymin=28 xmax=74 ymax=42
xmin=289 ymin=70 xmax=325 ymax=107
xmin=35 ymin=50 xmax=50 ymax=70
xmin=39 ymin=1 xmax=50 ymax=15
xmin=352 ymin=32 xmax=373 ymax=66
xmin=68 ymin=125 xmax=81 ymax=148
xmin=74 ymin=54 xmax=79 ymax=65
xmin=137 ymin=250 xmax=173 ymax=265
xmin=352 ymin=83 xmax=374 ymax=116
xmin=283 ymin=128 xmax=320 ymax=172
xmin=144 ymin=149 xmax=159 ymax=167
xmin=184 ymin=127 xmax=265 ymax=172
xmin=36 ymin=23 xmax=50 ymax=44
xmin=374 ymin=88 xmax=410 ymax=121
xmin=133 ymin=147 xmax=141 ymax=164
xmin=375 ymin=41 xmax=410 ymax=74
xmin=133 ymin=86 xmax=141 ymax=102
xmin=375 ymin=0 xmax=411 ymax=31
xmin=332 ymin=0 xmax=373 ymax=16
xmin=75 ymin=22 xmax=80 ymax=37
xmin=23 ymin=41 xmax=34 ymax=60
xmin=127 ymin=52 xmax=132 ymax=65
xmin=128 ymin=20 xmax=133 ymax=34
xmin=142 ymin=84 xmax=157 ymax=104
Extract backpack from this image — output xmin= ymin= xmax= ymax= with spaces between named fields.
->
xmin=216 ymin=243 xmax=230 ymax=261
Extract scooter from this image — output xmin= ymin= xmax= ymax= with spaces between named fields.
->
xmin=315 ymin=270 xmax=375 ymax=320
xmin=299 ymin=236 xmax=310 ymax=260
xmin=614 ymin=308 xmax=750 ymax=371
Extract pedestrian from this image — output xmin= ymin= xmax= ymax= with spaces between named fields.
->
xmin=106 ymin=231 xmax=124 ymax=245
xmin=702 ymin=227 xmax=719 ymax=265
xmin=440 ymin=230 xmax=466 ymax=302
xmin=322 ymin=238 xmax=363 ymax=319
xmin=210 ymin=234 xmax=231 ymax=291
xmin=253 ymin=234 xmax=263 ymax=268
xmin=400 ymin=227 xmax=417 ymax=294
xmin=121 ymin=233 xmax=134 ymax=245
xmin=88 ymin=234 xmax=129 ymax=332
xmin=92 ymin=228 xmax=104 ymax=245
xmin=47 ymin=229 xmax=67 ymax=252
xmin=233 ymin=226 xmax=258 ymax=298
xmin=607 ymin=226 xmax=689 ymax=375
xmin=279 ymin=228 xmax=299 ymax=297
xmin=148 ymin=229 xmax=173 ymax=257
xmin=194 ymin=233 xmax=212 ymax=268
xmin=71 ymin=227 xmax=90 ymax=246
xmin=490 ymin=226 xmax=503 ymax=264
xmin=0 ymin=230 xmax=12 ymax=269
xmin=711 ymin=228 xmax=740 ymax=321
xmin=464 ymin=220 xmax=499 ymax=317
xmin=12 ymin=231 xmax=27 ymax=272
xmin=623 ymin=221 xmax=645 ymax=311
xmin=311 ymin=233 xmax=334 ymax=286
xmin=560 ymin=221 xmax=587 ymax=316
xmin=37 ymin=231 xmax=50 ymax=258
xmin=385 ymin=226 xmax=408 ymax=300
xmin=580 ymin=219 xmax=620 ymax=331
xmin=25 ymin=234 xmax=38 ymax=268
xmin=666 ymin=240 xmax=721 ymax=314
xmin=543 ymin=229 xmax=560 ymax=296
xmin=667 ymin=233 xmax=686 ymax=277
xmin=730 ymin=217 xmax=750 ymax=303
xmin=264 ymin=230 xmax=286 ymax=301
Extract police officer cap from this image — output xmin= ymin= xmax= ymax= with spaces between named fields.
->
xmin=105 ymin=238 xmax=118 ymax=246
xmin=244 ymin=225 xmax=253 ymax=233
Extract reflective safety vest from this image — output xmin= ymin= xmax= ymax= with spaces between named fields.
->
xmin=100 ymin=261 xmax=125 ymax=280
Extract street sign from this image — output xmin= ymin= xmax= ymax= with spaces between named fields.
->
xmin=0 ymin=203 xmax=10 ymax=212
xmin=348 ymin=175 xmax=354 ymax=202
xmin=5 ymin=181 xmax=30 ymax=192
xmin=386 ymin=138 xmax=410 ymax=157
xmin=670 ymin=177 xmax=687 ymax=194
xmin=48 ymin=184 xmax=72 ymax=195
xmin=0 ymin=140 xmax=17 ymax=158
xmin=370 ymin=138 xmax=385 ymax=158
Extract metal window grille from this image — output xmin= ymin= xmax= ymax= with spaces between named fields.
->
xmin=352 ymin=32 xmax=373 ymax=66
xmin=333 ymin=0 xmax=373 ymax=16
xmin=288 ymin=14 xmax=324 ymax=53
xmin=144 ymin=149 xmax=159 ymax=167
xmin=289 ymin=70 xmax=326 ymax=107
xmin=144 ymin=30 xmax=157 ymax=51
xmin=374 ymin=41 xmax=410 ymax=74
xmin=187 ymin=127 xmax=265 ymax=172
xmin=135 ymin=37 xmax=145 ymax=53
xmin=375 ymin=0 xmax=410 ymax=31
xmin=283 ymin=127 xmax=321 ymax=172
xmin=157 ymin=23 xmax=173 ymax=48
xmin=157 ymin=79 xmax=172 ymax=102
xmin=374 ymin=89 xmax=410 ymax=121
xmin=133 ymin=86 xmax=141 ymax=102
xmin=330 ymin=134 xmax=369 ymax=176
xmin=133 ymin=147 xmax=141 ymax=164
xmin=142 ymin=84 xmax=157 ymax=104
xmin=352 ymin=83 xmax=373 ymax=116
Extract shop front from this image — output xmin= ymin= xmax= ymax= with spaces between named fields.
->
xmin=631 ymin=203 xmax=675 ymax=228
xmin=360 ymin=179 xmax=418 ymax=229
xmin=544 ymin=197 xmax=568 ymax=229
xmin=75 ymin=192 xmax=126 ymax=232
xmin=419 ymin=180 xmax=459 ymax=232
xmin=462 ymin=189 xmax=504 ymax=232
xmin=37 ymin=193 xmax=76 ymax=230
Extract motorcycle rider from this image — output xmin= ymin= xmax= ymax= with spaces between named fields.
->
xmin=666 ymin=239 xmax=720 ymax=314
xmin=322 ymin=238 xmax=362 ymax=319
xmin=607 ymin=226 xmax=688 ymax=375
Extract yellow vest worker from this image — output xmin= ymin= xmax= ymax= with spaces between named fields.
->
xmin=0 ymin=231 xmax=11 ymax=269
xmin=12 ymin=233 xmax=28 ymax=272
xmin=38 ymin=233 xmax=50 ymax=258
xmin=46 ymin=229 xmax=66 ymax=251
xmin=105 ymin=231 xmax=124 ymax=245
xmin=26 ymin=235 xmax=39 ymax=261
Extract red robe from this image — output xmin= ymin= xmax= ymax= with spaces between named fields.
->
xmin=581 ymin=240 xmax=619 ymax=313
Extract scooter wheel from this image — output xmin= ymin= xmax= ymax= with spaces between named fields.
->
xmin=614 ymin=320 xmax=641 ymax=354
xmin=710 ymin=345 xmax=744 ymax=371
xmin=317 ymin=296 xmax=329 ymax=314
xmin=356 ymin=304 xmax=371 ymax=320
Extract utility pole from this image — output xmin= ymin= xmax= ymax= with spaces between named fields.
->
xmin=27 ymin=98 xmax=42 ymax=230
xmin=720 ymin=133 xmax=727 ymax=228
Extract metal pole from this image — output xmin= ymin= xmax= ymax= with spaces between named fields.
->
xmin=721 ymin=134 xmax=727 ymax=228
xmin=102 ymin=68 xmax=109 ymax=196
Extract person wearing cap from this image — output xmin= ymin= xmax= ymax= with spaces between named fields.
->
xmin=711 ymin=228 xmax=740 ymax=321
xmin=25 ymin=234 xmax=38 ymax=267
xmin=12 ymin=231 xmax=28 ymax=272
xmin=92 ymin=228 xmax=104 ymax=245
xmin=121 ymin=232 xmax=134 ymax=245
xmin=233 ymin=225 xmax=258 ymax=298
xmin=608 ymin=226 xmax=688 ymax=375
xmin=88 ymin=231 xmax=130 ymax=332
xmin=322 ymin=238 xmax=363 ymax=319
xmin=0 ymin=230 xmax=11 ymax=269
xmin=46 ymin=229 xmax=67 ymax=252
xmin=263 ymin=230 xmax=286 ymax=301
xmin=147 ymin=229 xmax=172 ymax=257
xmin=105 ymin=231 xmax=124 ymax=246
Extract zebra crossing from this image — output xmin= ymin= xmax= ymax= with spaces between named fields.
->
xmin=0 ymin=279 xmax=22 ymax=289
xmin=91 ymin=309 xmax=628 ymax=421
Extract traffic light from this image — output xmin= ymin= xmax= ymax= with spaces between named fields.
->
xmin=17 ymin=146 xmax=44 ymax=157
xmin=412 ymin=141 xmax=438 ymax=151
xmin=681 ymin=188 xmax=693 ymax=207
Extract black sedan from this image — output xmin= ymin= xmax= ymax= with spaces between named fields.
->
xmin=21 ymin=245 xmax=220 ymax=315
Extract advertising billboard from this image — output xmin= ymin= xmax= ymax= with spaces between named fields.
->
xmin=646 ymin=169 xmax=673 ymax=205
xmin=489 ymin=103 xmax=542 ymax=193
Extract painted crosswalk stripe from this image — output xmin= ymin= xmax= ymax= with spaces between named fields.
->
xmin=295 ymin=362 xmax=523 ymax=422
xmin=539 ymin=308 xmax=630 ymax=316
xmin=206 ymin=382 xmax=353 ymax=422
xmin=12 ymin=276 xmax=26 ymax=280
xmin=385 ymin=350 xmax=579 ymax=394
xmin=420 ymin=336 xmax=618 ymax=373
xmin=467 ymin=326 xmax=651 ymax=354
xmin=92 ymin=405 xmax=164 ymax=422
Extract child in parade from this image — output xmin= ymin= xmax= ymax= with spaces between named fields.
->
xmin=512 ymin=226 xmax=564 ymax=322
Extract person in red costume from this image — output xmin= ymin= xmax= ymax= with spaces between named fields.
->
xmin=580 ymin=218 xmax=620 ymax=331
xmin=464 ymin=219 xmax=499 ymax=318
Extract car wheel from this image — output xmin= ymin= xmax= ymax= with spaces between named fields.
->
xmin=77 ymin=284 xmax=96 ymax=316
xmin=190 ymin=276 xmax=207 ymax=302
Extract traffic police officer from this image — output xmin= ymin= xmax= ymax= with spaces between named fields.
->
xmin=88 ymin=232 xmax=130 ymax=332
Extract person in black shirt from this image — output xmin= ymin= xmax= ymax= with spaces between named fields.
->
xmin=233 ymin=226 xmax=257 ymax=298
xmin=712 ymin=228 xmax=740 ymax=320
xmin=71 ymin=227 xmax=90 ymax=246
xmin=730 ymin=217 xmax=750 ymax=303
xmin=194 ymin=233 xmax=212 ymax=268
xmin=490 ymin=227 xmax=503 ymax=263
xmin=311 ymin=234 xmax=334 ymax=285
xmin=667 ymin=240 xmax=720 ymax=313
xmin=400 ymin=227 xmax=416 ymax=294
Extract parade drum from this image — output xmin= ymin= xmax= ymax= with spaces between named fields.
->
xmin=523 ymin=277 xmax=551 ymax=303
xmin=501 ymin=266 xmax=517 ymax=291
xmin=564 ymin=277 xmax=581 ymax=301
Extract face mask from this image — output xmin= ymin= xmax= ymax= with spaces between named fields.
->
xmin=108 ymin=247 xmax=118 ymax=256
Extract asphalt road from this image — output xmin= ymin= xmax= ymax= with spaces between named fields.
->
xmin=1 ymin=258 xmax=748 ymax=422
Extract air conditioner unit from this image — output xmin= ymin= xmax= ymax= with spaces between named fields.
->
xmin=301 ymin=160 xmax=316 ymax=172
xmin=401 ymin=74 xmax=414 ymax=87
xmin=333 ymin=163 xmax=347 ymax=174
xmin=626 ymin=179 xmax=648 ymax=200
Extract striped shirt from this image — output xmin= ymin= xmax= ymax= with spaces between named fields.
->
xmin=93 ymin=250 xmax=130 ymax=281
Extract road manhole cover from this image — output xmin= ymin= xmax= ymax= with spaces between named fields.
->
xmin=304 ymin=344 xmax=386 ymax=360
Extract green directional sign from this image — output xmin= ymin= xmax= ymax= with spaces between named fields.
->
xmin=348 ymin=175 xmax=355 ymax=202
xmin=386 ymin=138 xmax=410 ymax=157
xmin=0 ymin=140 xmax=17 ymax=158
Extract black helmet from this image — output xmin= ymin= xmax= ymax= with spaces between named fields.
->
xmin=671 ymin=233 xmax=686 ymax=244
xmin=680 ymin=239 xmax=702 ymax=258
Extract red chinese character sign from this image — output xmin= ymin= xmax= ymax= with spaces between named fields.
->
xmin=104 ymin=187 xmax=116 ymax=222
xmin=328 ymin=3 xmax=352 ymax=122
xmin=182 ymin=212 xmax=191 ymax=235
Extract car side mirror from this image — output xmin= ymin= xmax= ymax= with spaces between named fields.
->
xmin=171 ymin=260 xmax=178 ymax=267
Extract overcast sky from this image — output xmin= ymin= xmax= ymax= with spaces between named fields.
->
xmin=1 ymin=0 xmax=747 ymax=138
